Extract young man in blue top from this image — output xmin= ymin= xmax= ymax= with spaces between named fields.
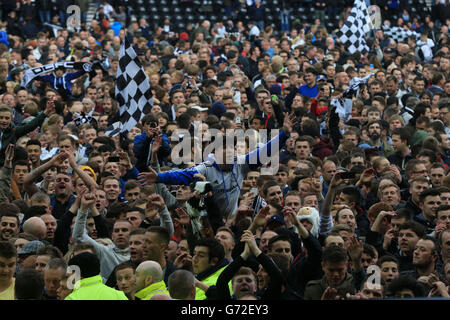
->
xmin=298 ymin=67 xmax=319 ymax=98
xmin=35 ymin=65 xmax=87 ymax=99
xmin=138 ymin=113 xmax=298 ymax=221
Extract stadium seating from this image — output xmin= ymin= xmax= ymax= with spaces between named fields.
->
xmin=45 ymin=0 xmax=435 ymax=34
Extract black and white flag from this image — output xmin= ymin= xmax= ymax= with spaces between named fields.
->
xmin=381 ymin=25 xmax=420 ymax=43
xmin=337 ymin=0 xmax=372 ymax=54
xmin=105 ymin=37 xmax=153 ymax=137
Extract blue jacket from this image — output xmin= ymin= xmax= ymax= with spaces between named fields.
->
xmin=133 ymin=132 xmax=171 ymax=172
xmin=36 ymin=69 xmax=86 ymax=97
xmin=156 ymin=131 xmax=289 ymax=220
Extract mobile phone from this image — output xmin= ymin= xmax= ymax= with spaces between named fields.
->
xmin=271 ymin=95 xmax=278 ymax=101
xmin=108 ymin=156 xmax=120 ymax=163
xmin=250 ymin=187 xmax=258 ymax=196
xmin=6 ymin=144 xmax=14 ymax=158
xmin=340 ymin=172 xmax=356 ymax=179
xmin=235 ymin=116 xmax=241 ymax=123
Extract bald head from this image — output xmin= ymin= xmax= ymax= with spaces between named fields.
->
xmin=168 ymin=270 xmax=196 ymax=300
xmin=136 ymin=261 xmax=163 ymax=283
xmin=23 ymin=217 xmax=47 ymax=240
xmin=150 ymin=293 xmax=172 ymax=300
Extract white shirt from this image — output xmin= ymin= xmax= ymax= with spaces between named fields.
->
xmin=249 ymin=25 xmax=260 ymax=37
xmin=40 ymin=147 xmax=58 ymax=161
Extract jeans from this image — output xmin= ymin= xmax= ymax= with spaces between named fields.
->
xmin=255 ymin=20 xmax=264 ymax=31
xmin=59 ymin=11 xmax=69 ymax=26
xmin=280 ymin=9 xmax=291 ymax=31
xmin=39 ymin=10 xmax=51 ymax=24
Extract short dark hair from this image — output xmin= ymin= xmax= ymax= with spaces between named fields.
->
xmin=168 ymin=269 xmax=195 ymax=299
xmin=386 ymin=275 xmax=425 ymax=297
xmin=0 ymin=212 xmax=20 ymax=226
xmin=391 ymin=127 xmax=410 ymax=145
xmin=268 ymin=234 xmax=292 ymax=251
xmin=115 ymin=260 xmax=135 ymax=274
xmin=398 ymin=221 xmax=426 ymax=238
xmin=418 ymin=188 xmax=441 ymax=204
xmin=15 ymin=269 xmax=44 ymax=300
xmin=68 ymin=252 xmax=100 ymax=278
xmin=262 ymin=180 xmax=280 ymax=197
xmin=377 ymin=254 xmax=399 ymax=267
xmin=0 ymin=240 xmax=17 ymax=259
xmin=341 ymin=186 xmax=362 ymax=206
xmin=146 ymin=226 xmax=170 ymax=246
xmin=194 ymin=238 xmax=225 ymax=263
xmin=26 ymin=139 xmax=42 ymax=148
xmin=322 ymin=245 xmax=348 ymax=264
xmin=36 ymin=245 xmax=63 ymax=259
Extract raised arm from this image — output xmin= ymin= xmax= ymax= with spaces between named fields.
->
xmin=150 ymin=135 xmax=178 ymax=209
xmin=67 ymin=151 xmax=99 ymax=191
xmin=146 ymin=194 xmax=174 ymax=237
xmin=244 ymin=113 xmax=296 ymax=170
xmin=0 ymin=144 xmax=14 ymax=202
xmin=72 ymin=190 xmax=106 ymax=258
xmin=23 ymin=152 xmax=69 ymax=197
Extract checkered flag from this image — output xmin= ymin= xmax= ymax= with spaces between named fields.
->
xmin=337 ymin=0 xmax=372 ymax=54
xmin=105 ymin=37 xmax=153 ymax=137
xmin=382 ymin=25 xmax=420 ymax=43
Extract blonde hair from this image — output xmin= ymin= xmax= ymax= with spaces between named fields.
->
xmin=24 ymin=101 xmax=39 ymax=115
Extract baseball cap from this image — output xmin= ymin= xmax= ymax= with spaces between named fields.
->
xmin=269 ymin=83 xmax=282 ymax=95
xmin=383 ymin=47 xmax=393 ymax=54
xmin=18 ymin=240 xmax=45 ymax=255
xmin=316 ymin=75 xmax=327 ymax=81
xmin=214 ymin=57 xmax=228 ymax=66
xmin=266 ymin=214 xmax=286 ymax=227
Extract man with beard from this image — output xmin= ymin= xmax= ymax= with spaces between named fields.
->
xmin=262 ymin=181 xmax=284 ymax=207
xmin=359 ymin=120 xmax=394 ymax=158
xmin=73 ymin=190 xmax=131 ymax=280
xmin=0 ymin=213 xmax=20 ymax=242
xmin=106 ymin=228 xmax=146 ymax=288
xmin=26 ymin=140 xmax=42 ymax=170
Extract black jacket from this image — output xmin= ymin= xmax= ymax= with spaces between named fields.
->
xmin=0 ymin=112 xmax=46 ymax=166
xmin=215 ymin=253 xmax=283 ymax=300
xmin=287 ymin=233 xmax=323 ymax=298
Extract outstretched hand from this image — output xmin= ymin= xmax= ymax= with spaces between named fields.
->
xmin=137 ymin=167 xmax=159 ymax=185
xmin=283 ymin=112 xmax=298 ymax=135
